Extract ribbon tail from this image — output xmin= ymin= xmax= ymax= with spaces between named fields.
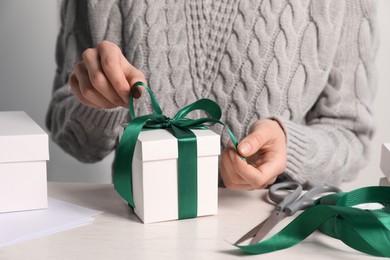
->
xmin=319 ymin=206 xmax=390 ymax=257
xmin=235 ymin=205 xmax=336 ymax=254
xmin=235 ymin=204 xmax=390 ymax=257
xmin=114 ymin=116 xmax=150 ymax=207
xmin=170 ymin=125 xmax=198 ymax=219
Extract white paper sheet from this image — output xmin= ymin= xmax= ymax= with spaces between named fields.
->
xmin=0 ymin=198 xmax=102 ymax=248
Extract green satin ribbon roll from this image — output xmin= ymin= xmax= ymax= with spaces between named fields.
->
xmin=235 ymin=186 xmax=390 ymax=257
xmin=114 ymin=81 xmax=238 ymax=219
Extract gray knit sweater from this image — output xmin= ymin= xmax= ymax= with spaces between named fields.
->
xmin=46 ymin=0 xmax=378 ymax=187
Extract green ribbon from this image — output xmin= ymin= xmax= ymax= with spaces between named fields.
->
xmin=235 ymin=186 xmax=390 ymax=257
xmin=114 ymin=81 xmax=238 ymax=219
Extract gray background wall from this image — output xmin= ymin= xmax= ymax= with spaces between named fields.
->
xmin=0 ymin=0 xmax=114 ymax=184
xmin=0 ymin=0 xmax=389 ymax=190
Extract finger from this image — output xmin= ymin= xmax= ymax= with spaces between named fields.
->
xmin=237 ymin=133 xmax=266 ymax=158
xmin=230 ymin=150 xmax=278 ymax=189
xmin=83 ymin=47 xmax=126 ymax=107
xmin=68 ymin=74 xmax=99 ymax=108
xmin=97 ymin=41 xmax=139 ymax=102
xmin=220 ymin=155 xmax=253 ymax=190
xmin=237 ymin=121 xmax=275 ymax=158
xmin=255 ymin=161 xmax=282 ymax=185
xmin=220 ymin=147 xmax=256 ymax=190
xmin=74 ymin=62 xmax=117 ymax=109
xmin=222 ymin=141 xmax=249 ymax=187
xmin=266 ymin=176 xmax=278 ymax=187
xmin=220 ymin=149 xmax=246 ymax=185
xmin=123 ymin=62 xmax=147 ymax=99
xmin=226 ymin=137 xmax=277 ymax=188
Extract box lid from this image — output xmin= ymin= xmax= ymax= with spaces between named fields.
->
xmin=0 ymin=111 xmax=49 ymax=163
xmin=134 ymin=129 xmax=220 ymax=161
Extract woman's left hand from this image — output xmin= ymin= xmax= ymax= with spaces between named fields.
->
xmin=220 ymin=119 xmax=287 ymax=190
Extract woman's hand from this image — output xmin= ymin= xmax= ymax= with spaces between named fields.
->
xmin=220 ymin=119 xmax=287 ymax=190
xmin=69 ymin=41 xmax=146 ymax=109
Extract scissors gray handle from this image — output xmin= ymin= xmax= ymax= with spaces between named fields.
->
xmin=269 ymin=182 xmax=303 ymax=211
xmin=285 ymin=185 xmax=341 ymax=216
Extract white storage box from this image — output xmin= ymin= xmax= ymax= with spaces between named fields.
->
xmin=379 ymin=177 xmax=390 ymax=187
xmin=0 ymin=111 xmax=49 ymax=213
xmin=380 ymin=143 xmax=390 ymax=180
xmin=132 ymin=129 xmax=220 ymax=223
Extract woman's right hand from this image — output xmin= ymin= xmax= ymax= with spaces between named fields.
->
xmin=69 ymin=40 xmax=146 ymax=109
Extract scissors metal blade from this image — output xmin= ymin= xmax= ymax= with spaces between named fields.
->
xmin=235 ymin=218 xmax=268 ymax=245
xmin=249 ymin=210 xmax=286 ymax=244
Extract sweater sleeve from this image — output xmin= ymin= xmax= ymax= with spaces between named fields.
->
xmin=45 ymin=0 xmax=127 ymax=163
xmin=276 ymin=0 xmax=378 ymax=186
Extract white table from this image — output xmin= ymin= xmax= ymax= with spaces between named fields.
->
xmin=0 ymin=182 xmax=381 ymax=260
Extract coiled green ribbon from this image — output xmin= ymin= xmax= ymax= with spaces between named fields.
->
xmin=235 ymin=186 xmax=390 ymax=257
xmin=114 ymin=81 xmax=238 ymax=219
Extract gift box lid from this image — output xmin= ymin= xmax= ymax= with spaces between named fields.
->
xmin=0 ymin=111 xmax=49 ymax=163
xmin=134 ymin=129 xmax=220 ymax=162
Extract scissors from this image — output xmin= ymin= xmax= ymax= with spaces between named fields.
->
xmin=235 ymin=181 xmax=341 ymax=245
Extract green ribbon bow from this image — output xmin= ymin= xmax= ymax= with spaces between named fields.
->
xmin=114 ymin=81 xmax=238 ymax=219
xmin=235 ymin=186 xmax=390 ymax=257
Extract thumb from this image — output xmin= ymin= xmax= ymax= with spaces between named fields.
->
xmin=123 ymin=61 xmax=147 ymax=99
xmin=237 ymin=131 xmax=266 ymax=158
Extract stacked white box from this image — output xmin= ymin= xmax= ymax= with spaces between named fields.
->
xmin=380 ymin=143 xmax=390 ymax=181
xmin=379 ymin=177 xmax=390 ymax=187
xmin=132 ymin=129 xmax=220 ymax=223
xmin=0 ymin=111 xmax=49 ymax=213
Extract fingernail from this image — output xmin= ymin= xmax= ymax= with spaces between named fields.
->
xmin=229 ymin=150 xmax=235 ymax=161
xmin=238 ymin=142 xmax=251 ymax=155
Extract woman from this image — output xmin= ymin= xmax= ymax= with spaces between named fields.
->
xmin=46 ymin=0 xmax=378 ymax=189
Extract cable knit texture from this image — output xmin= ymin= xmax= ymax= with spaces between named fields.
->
xmin=46 ymin=0 xmax=378 ymax=186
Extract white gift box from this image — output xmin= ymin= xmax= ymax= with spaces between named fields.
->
xmin=380 ymin=143 xmax=390 ymax=180
xmin=379 ymin=177 xmax=390 ymax=187
xmin=0 ymin=111 xmax=49 ymax=213
xmin=132 ymin=129 xmax=220 ymax=223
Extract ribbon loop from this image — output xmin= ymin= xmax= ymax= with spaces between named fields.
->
xmin=172 ymin=98 xmax=222 ymax=121
xmin=129 ymin=81 xmax=163 ymax=118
